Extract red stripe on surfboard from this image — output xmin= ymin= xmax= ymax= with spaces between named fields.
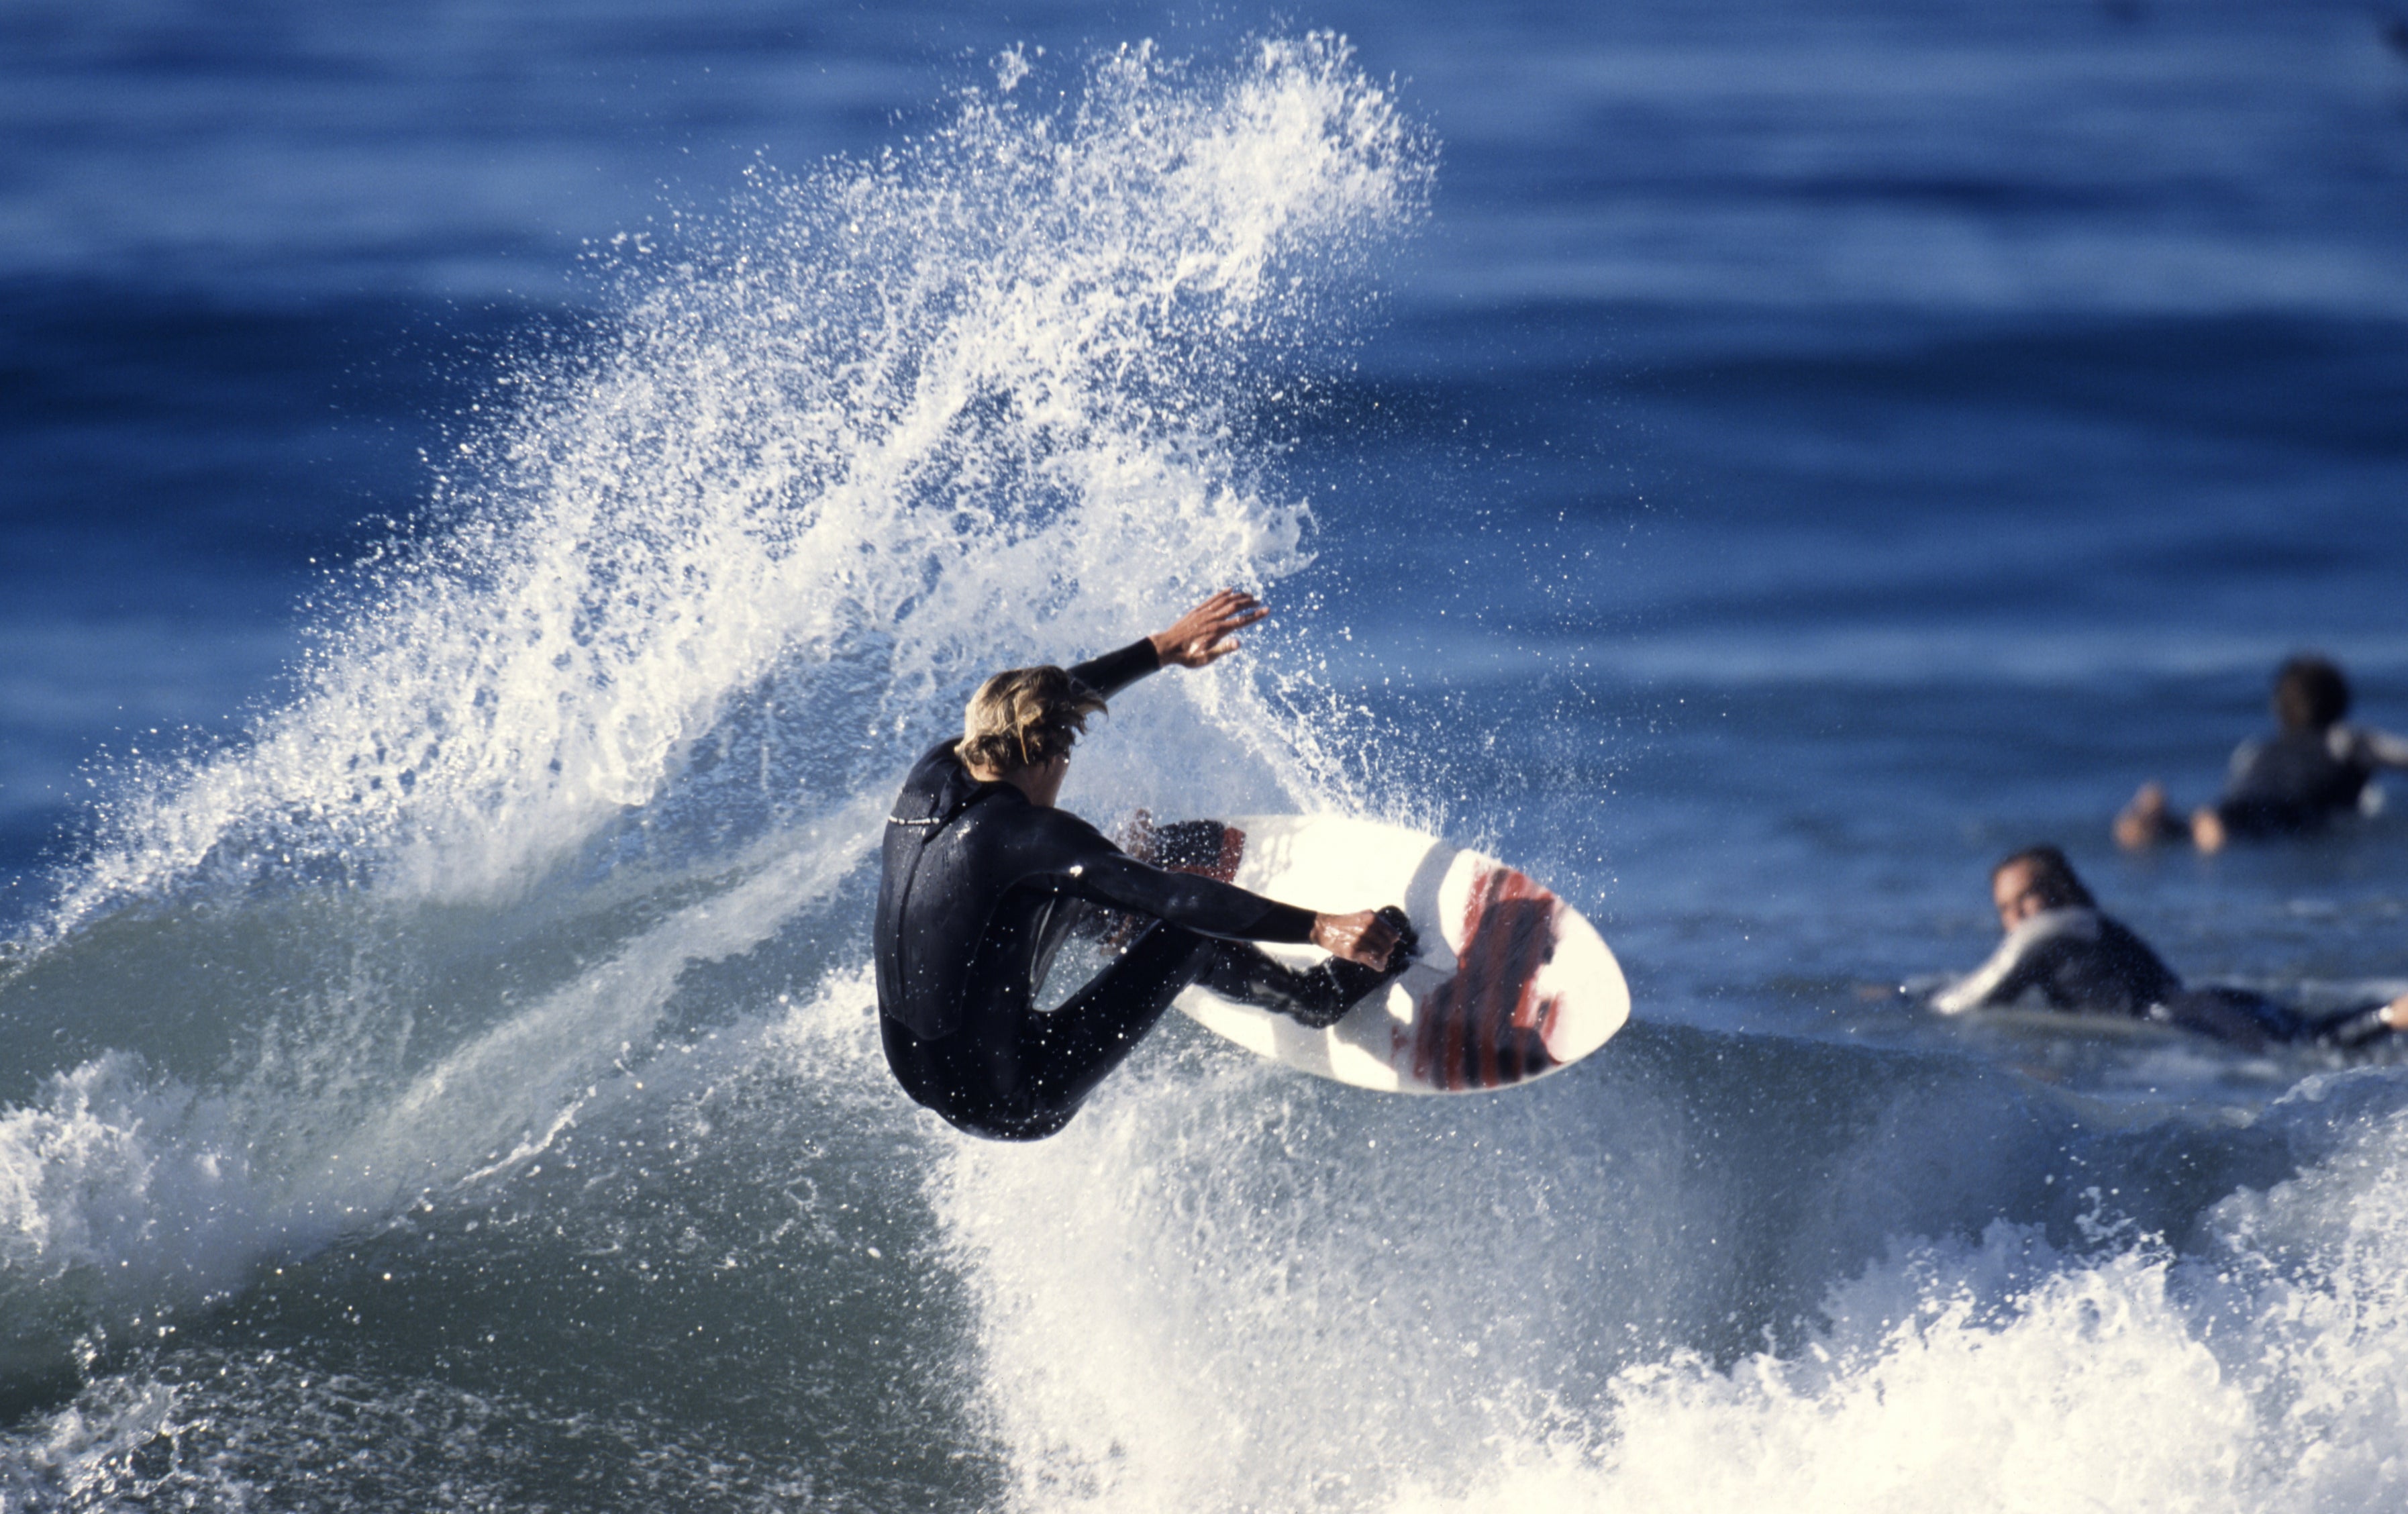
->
xmin=1130 ymin=817 xmax=1245 ymax=883
xmin=1416 ymin=870 xmax=1493 ymax=1089
xmin=1411 ymin=865 xmax=1566 ymax=1090
xmin=1215 ymin=825 xmax=1246 ymax=884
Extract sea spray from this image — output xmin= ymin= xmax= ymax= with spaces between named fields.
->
xmin=1475 ymin=1086 xmax=2408 ymax=1514
xmin=45 ymin=33 xmax=1428 ymax=933
xmin=0 ymin=31 xmax=1432 ymax=1437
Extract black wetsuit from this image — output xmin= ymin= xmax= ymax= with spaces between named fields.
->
xmin=1935 ymin=906 xmax=2394 ymax=1052
xmin=2213 ymin=724 xmax=2408 ymax=838
xmin=875 ymin=638 xmax=1327 ymax=1141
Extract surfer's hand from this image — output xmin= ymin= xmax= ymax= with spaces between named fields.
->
xmin=1313 ymin=909 xmax=1400 ymax=970
xmin=1150 ymin=589 xmax=1267 ymax=669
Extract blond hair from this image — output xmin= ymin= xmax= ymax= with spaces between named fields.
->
xmin=959 ymin=666 xmax=1107 ymax=773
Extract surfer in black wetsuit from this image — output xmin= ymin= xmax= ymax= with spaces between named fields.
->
xmin=2115 ymin=654 xmax=2408 ymax=853
xmin=1933 ymin=845 xmax=2408 ymax=1052
xmin=874 ymin=589 xmax=1415 ymax=1141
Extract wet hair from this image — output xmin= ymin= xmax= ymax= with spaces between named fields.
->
xmin=1991 ymin=845 xmax=2095 ymax=911
xmin=2272 ymin=654 xmax=2350 ymax=732
xmin=958 ymin=666 xmax=1107 ymax=774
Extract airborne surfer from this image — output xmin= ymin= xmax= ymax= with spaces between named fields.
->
xmin=874 ymin=589 xmax=1415 ymax=1140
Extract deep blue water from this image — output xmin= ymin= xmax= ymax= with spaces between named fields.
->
xmin=3 ymin=3 xmax=2408 ymax=1509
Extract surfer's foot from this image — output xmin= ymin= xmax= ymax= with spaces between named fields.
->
xmin=2114 ymin=782 xmax=2179 ymax=850
xmin=2322 ymin=994 xmax=2408 ymax=1052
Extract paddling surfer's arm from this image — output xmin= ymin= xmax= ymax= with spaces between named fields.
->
xmin=2348 ymin=724 xmax=2408 ymax=772
xmin=1932 ymin=912 xmax=2075 ymax=1015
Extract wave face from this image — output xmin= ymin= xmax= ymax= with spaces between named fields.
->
xmin=5 ymin=27 xmax=2408 ymax=1514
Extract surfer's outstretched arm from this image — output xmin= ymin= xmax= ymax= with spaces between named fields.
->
xmin=1054 ymin=590 xmax=1266 ymax=705
xmin=1148 ymin=588 xmax=1266 ymax=668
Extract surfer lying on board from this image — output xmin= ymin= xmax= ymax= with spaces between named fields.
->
xmin=874 ymin=589 xmax=1415 ymax=1141
xmin=2114 ymin=654 xmax=2408 ymax=853
xmin=1933 ymin=844 xmax=2408 ymax=1054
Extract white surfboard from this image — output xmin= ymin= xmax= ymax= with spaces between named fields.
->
xmin=1129 ymin=813 xmax=1629 ymax=1093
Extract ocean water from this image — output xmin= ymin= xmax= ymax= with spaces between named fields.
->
xmin=3 ymin=2 xmax=2408 ymax=1509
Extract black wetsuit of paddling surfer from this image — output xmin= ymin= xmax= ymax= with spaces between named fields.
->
xmin=1934 ymin=906 xmax=2396 ymax=1054
xmin=874 ymin=638 xmax=1401 ymax=1141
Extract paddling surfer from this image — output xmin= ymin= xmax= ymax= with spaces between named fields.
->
xmin=1934 ymin=845 xmax=2408 ymax=1052
xmin=874 ymin=589 xmax=1414 ymax=1140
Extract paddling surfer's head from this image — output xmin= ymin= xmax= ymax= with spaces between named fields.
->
xmin=958 ymin=666 xmax=1107 ymax=805
xmin=1989 ymin=845 xmax=2094 ymax=930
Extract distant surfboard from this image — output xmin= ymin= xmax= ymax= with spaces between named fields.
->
xmin=1130 ymin=814 xmax=1629 ymax=1093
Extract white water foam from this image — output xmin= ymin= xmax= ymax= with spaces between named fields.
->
xmin=1492 ymin=1086 xmax=2408 ymax=1514
xmin=939 ymin=1029 xmax=2408 ymax=1514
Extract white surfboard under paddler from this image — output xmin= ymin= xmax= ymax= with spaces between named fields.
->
xmin=1125 ymin=813 xmax=1629 ymax=1093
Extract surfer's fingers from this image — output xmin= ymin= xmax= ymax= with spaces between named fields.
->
xmin=1167 ymin=602 xmax=1266 ymax=665
xmin=1315 ymin=908 xmax=1396 ymax=966
xmin=1199 ymin=604 xmax=1268 ymax=644
xmin=1166 ymin=590 xmax=1262 ymax=642
xmin=1361 ymin=919 xmax=1399 ymax=966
